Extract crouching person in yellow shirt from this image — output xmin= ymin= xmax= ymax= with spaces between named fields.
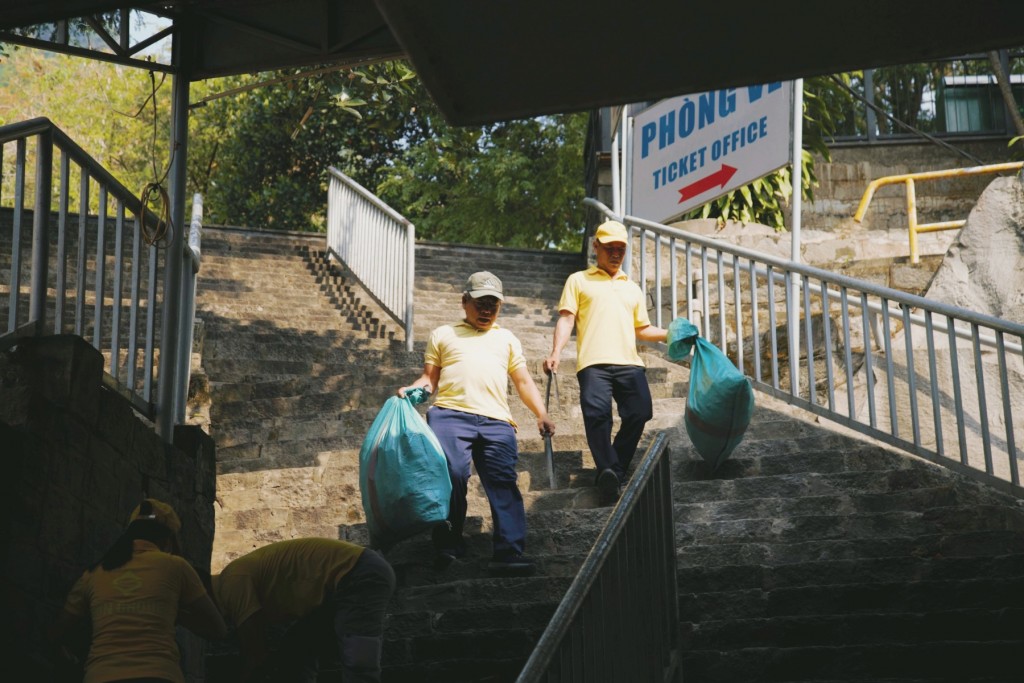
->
xmin=212 ymin=537 xmax=395 ymax=683
xmin=49 ymin=498 xmax=227 ymax=683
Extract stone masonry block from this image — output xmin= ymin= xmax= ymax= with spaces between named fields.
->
xmin=174 ymin=424 xmax=217 ymax=499
xmin=94 ymin=387 xmax=138 ymax=456
xmin=11 ymin=336 xmax=103 ymax=424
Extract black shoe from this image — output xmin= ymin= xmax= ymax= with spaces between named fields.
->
xmin=597 ymin=468 xmax=621 ymax=506
xmin=488 ymin=553 xmax=536 ymax=576
xmin=434 ymin=548 xmax=459 ymax=569
xmin=432 ymin=522 xmax=465 ymax=569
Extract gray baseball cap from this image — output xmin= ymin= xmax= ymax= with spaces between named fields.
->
xmin=465 ymin=271 xmax=504 ymax=300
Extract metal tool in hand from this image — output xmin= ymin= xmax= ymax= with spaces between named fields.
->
xmin=543 ymin=371 xmax=560 ymax=489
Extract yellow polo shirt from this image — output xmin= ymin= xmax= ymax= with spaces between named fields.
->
xmin=63 ymin=540 xmax=207 ymax=683
xmin=425 ymin=321 xmax=526 ymax=427
xmin=213 ymin=538 xmax=364 ymax=627
xmin=558 ymin=266 xmax=650 ymax=371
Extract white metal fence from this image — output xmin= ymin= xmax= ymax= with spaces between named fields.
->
xmin=0 ymin=118 xmax=196 ymax=421
xmin=326 ymin=167 xmax=415 ymax=351
xmin=585 ymin=198 xmax=1024 ymax=498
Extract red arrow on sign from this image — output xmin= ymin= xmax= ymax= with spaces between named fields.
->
xmin=677 ymin=164 xmax=738 ymax=203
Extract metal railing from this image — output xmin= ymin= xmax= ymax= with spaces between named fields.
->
xmin=326 ymin=167 xmax=415 ymax=352
xmin=0 ymin=117 xmax=196 ymax=423
xmin=174 ymin=193 xmax=203 ymax=423
xmin=517 ymin=432 xmax=681 ymax=683
xmin=586 ymin=197 xmax=1024 ymax=499
xmin=854 ymin=162 xmax=1024 ymax=263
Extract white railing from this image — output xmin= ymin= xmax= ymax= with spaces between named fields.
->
xmin=174 ymin=193 xmax=203 ymax=423
xmin=1 ymin=118 xmax=175 ymax=419
xmin=326 ymin=167 xmax=415 ymax=351
xmin=585 ymin=198 xmax=1024 ymax=499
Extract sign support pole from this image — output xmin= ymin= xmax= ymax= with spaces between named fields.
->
xmin=788 ymin=79 xmax=804 ymax=398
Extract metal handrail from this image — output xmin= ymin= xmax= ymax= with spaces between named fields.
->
xmin=174 ymin=193 xmax=204 ymax=423
xmin=1 ymin=117 xmax=189 ymax=422
xmin=325 ymin=167 xmax=415 ymax=352
xmin=586 ymin=197 xmax=1024 ymax=498
xmin=853 ymin=161 xmax=1024 ymax=264
xmin=517 ymin=431 xmax=681 ymax=683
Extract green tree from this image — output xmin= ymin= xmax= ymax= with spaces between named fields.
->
xmin=0 ymin=47 xmax=235 ymax=214
xmin=197 ymin=62 xmax=425 ymax=230
xmin=201 ymin=61 xmax=587 ymax=246
xmin=376 ymin=114 xmax=587 ymax=249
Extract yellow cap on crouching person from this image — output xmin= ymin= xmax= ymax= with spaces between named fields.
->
xmin=465 ymin=271 xmax=504 ymax=301
xmin=594 ymin=220 xmax=628 ymax=244
xmin=128 ymin=498 xmax=182 ymax=534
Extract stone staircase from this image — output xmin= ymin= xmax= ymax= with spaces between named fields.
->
xmin=671 ymin=401 xmax=1024 ymax=683
xmin=192 ymin=226 xmax=1024 ymax=682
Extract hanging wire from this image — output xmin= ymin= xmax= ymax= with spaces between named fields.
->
xmin=138 ymin=69 xmax=174 ymax=247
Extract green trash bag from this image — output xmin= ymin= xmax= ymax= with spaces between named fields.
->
xmin=668 ymin=318 xmax=755 ymax=471
xmin=359 ymin=388 xmax=451 ymax=547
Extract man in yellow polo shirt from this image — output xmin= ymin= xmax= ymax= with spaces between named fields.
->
xmin=399 ymin=271 xmax=556 ymax=576
xmin=544 ymin=220 xmax=668 ymax=504
xmin=212 ymin=537 xmax=395 ymax=682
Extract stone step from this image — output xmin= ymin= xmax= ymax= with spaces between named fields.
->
xmin=675 ymin=504 xmax=1023 ymax=548
xmin=673 ymin=483 xmax=986 ymax=523
xmin=677 ymin=553 xmax=1024 ymax=595
xmin=681 ymin=640 xmax=1020 ymax=683
xmin=675 ymin=529 xmax=1024 ymax=569
xmin=671 ymin=459 xmax=959 ymax=501
xmin=684 ymin=606 xmax=1024 ymax=652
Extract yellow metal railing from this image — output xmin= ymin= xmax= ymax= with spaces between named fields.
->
xmin=853 ymin=161 xmax=1024 ymax=264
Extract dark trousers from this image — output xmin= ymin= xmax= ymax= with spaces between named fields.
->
xmin=427 ymin=406 xmax=526 ymax=557
xmin=275 ymin=549 xmax=396 ymax=683
xmin=577 ymin=364 xmax=653 ymax=482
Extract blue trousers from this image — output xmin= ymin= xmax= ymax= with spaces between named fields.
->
xmin=274 ymin=549 xmax=396 ymax=683
xmin=577 ymin=364 xmax=653 ymax=483
xmin=427 ymin=406 xmax=526 ymax=557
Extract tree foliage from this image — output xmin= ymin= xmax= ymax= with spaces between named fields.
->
xmin=197 ymin=62 xmax=586 ymax=246
xmin=375 ymin=114 xmax=587 ymax=249
xmin=0 ymin=48 xmax=232 ymax=212
xmin=194 ymin=62 xmax=428 ymax=230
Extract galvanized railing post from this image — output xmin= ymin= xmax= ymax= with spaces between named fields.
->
xmin=405 ymin=220 xmax=415 ymax=353
xmin=30 ymin=129 xmax=53 ymax=330
xmin=175 ymin=194 xmax=203 ymax=423
xmin=157 ymin=65 xmax=191 ymax=440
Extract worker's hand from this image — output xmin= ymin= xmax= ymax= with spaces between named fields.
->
xmin=538 ymin=416 xmax=556 ymax=438
xmin=543 ymin=357 xmax=559 ymax=375
xmin=396 ymin=386 xmax=410 ymax=398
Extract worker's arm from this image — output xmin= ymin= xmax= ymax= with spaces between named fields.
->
xmin=635 ymin=324 xmax=668 ymax=343
xmin=178 ymin=592 xmax=228 ymax=640
xmin=510 ymin=366 xmax=556 ymax=437
xmin=398 ymin=363 xmax=441 ymax=397
xmin=543 ymin=311 xmax=576 ymax=375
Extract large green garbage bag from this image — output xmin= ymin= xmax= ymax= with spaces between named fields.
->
xmin=359 ymin=388 xmax=451 ymax=547
xmin=668 ymin=318 xmax=755 ymax=471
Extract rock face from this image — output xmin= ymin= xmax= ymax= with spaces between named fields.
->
xmin=925 ymin=174 xmax=1024 ymax=322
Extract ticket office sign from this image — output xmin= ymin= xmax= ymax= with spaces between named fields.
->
xmin=631 ymin=81 xmax=793 ymax=223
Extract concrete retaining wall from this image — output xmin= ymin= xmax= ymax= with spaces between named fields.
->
xmin=0 ymin=335 xmax=217 ymax=682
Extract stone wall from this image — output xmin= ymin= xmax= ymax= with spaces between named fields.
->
xmin=803 ymin=138 xmax=1014 ymax=233
xmin=0 ymin=335 xmax=217 ymax=682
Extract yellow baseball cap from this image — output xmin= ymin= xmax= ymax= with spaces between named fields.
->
xmin=128 ymin=498 xmax=182 ymax=534
xmin=595 ymin=220 xmax=628 ymax=244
